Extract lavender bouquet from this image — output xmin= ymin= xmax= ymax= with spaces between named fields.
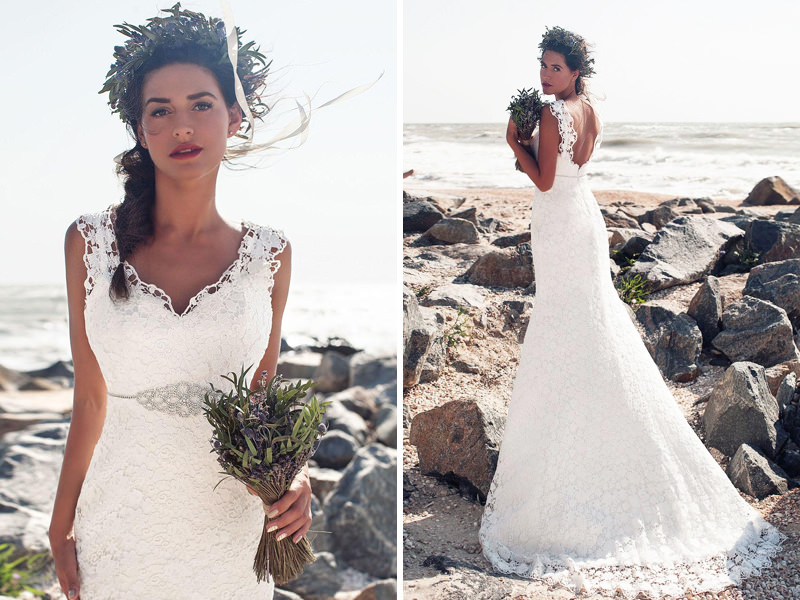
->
xmin=507 ymin=87 xmax=547 ymax=171
xmin=203 ymin=365 xmax=330 ymax=585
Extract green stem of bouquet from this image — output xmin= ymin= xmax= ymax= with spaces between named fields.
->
xmin=252 ymin=474 xmax=315 ymax=585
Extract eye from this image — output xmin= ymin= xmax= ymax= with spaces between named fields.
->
xmin=150 ymin=107 xmax=169 ymax=117
xmin=194 ymin=101 xmax=213 ymax=111
xmin=553 ymin=66 xmax=561 ymax=72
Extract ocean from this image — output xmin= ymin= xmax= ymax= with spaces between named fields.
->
xmin=0 ymin=282 xmax=396 ymax=373
xmin=404 ymin=122 xmax=800 ymax=199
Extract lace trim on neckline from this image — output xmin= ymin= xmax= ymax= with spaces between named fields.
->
xmin=550 ymin=100 xmax=577 ymax=163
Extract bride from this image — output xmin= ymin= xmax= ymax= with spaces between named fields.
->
xmin=48 ymin=5 xmax=313 ymax=599
xmin=479 ymin=26 xmax=784 ymax=597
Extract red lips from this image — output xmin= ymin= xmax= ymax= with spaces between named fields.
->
xmin=169 ymin=143 xmax=203 ymax=159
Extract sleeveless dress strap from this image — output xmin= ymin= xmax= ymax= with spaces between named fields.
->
xmin=241 ymin=223 xmax=288 ymax=281
xmin=75 ymin=206 xmax=117 ymax=297
xmin=548 ymin=100 xmax=577 ymax=162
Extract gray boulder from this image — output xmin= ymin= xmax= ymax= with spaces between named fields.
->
xmin=727 ymin=444 xmax=789 ymax=498
xmin=314 ymin=430 xmax=360 ymax=469
xmin=687 ymin=276 xmax=723 ymax=345
xmin=375 ymin=405 xmax=397 ymax=448
xmin=711 ymin=296 xmax=800 ymax=366
xmin=350 ymin=353 xmax=396 ymax=391
xmin=353 ymin=579 xmax=398 ymax=600
xmin=745 ymin=220 xmax=800 ymax=264
xmin=601 ymin=208 xmax=641 ymax=229
xmin=704 ymin=362 xmax=779 ymax=457
xmin=626 ymin=216 xmax=743 ymax=291
xmin=745 ymin=176 xmax=800 ymax=206
xmin=0 ymin=420 xmax=69 ymax=550
xmin=326 ymin=386 xmax=377 ymax=420
xmin=492 ymin=231 xmax=531 ymax=247
xmin=404 ymin=201 xmax=444 ymax=232
xmin=409 ymin=398 xmax=506 ymax=498
xmin=314 ymin=351 xmax=351 ymax=393
xmin=325 ymin=444 xmax=397 ymax=578
xmin=776 ymin=372 xmax=797 ymax=413
xmin=639 ymin=205 xmax=680 ymax=229
xmin=635 ymin=302 xmax=702 ymax=382
xmin=424 ymin=217 xmax=480 ymax=245
xmin=277 ymin=351 xmax=322 ymax=379
xmin=608 ymin=227 xmax=649 ymax=248
xmin=744 ymin=258 xmax=800 ymax=329
xmin=283 ymin=551 xmax=342 ymax=600
xmin=465 ymin=245 xmax=534 ymax=288
xmin=403 ymin=286 xmax=435 ymax=388
xmin=324 ymin=399 xmax=369 ymax=445
xmin=308 ymin=466 xmax=342 ymax=504
xmin=419 ymin=283 xmax=486 ymax=309
xmin=418 ymin=307 xmax=446 ymax=384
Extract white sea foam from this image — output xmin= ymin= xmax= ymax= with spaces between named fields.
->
xmin=404 ymin=122 xmax=800 ymax=199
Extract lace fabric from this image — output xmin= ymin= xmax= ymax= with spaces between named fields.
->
xmin=480 ymin=104 xmax=784 ymax=596
xmin=70 ymin=205 xmax=287 ymax=599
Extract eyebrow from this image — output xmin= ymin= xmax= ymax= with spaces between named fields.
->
xmin=144 ymin=91 xmax=218 ymax=106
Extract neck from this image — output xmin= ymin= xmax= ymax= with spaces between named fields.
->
xmin=555 ymin=87 xmax=578 ymax=102
xmin=152 ymin=167 xmax=224 ymax=240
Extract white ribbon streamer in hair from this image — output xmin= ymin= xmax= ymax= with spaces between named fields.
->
xmin=221 ymin=0 xmax=255 ymax=143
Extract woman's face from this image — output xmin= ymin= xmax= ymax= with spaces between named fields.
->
xmin=137 ymin=62 xmax=242 ymax=182
xmin=539 ymin=50 xmax=578 ymax=99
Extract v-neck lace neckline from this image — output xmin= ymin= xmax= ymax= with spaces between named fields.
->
xmin=107 ymin=210 xmax=253 ymax=318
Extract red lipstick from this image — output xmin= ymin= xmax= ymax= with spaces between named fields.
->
xmin=169 ymin=143 xmax=202 ymax=159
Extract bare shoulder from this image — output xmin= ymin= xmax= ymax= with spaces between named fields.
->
xmin=64 ymin=219 xmax=87 ymax=273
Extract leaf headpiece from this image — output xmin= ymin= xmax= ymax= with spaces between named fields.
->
xmin=538 ymin=26 xmax=595 ymax=79
xmin=99 ymin=2 xmax=270 ymax=135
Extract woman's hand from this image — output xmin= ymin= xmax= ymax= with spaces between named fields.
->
xmin=246 ymin=469 xmax=313 ymax=543
xmin=506 ymin=117 xmax=521 ymax=147
xmin=50 ymin=532 xmax=80 ymax=599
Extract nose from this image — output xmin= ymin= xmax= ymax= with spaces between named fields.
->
xmin=173 ymin=125 xmax=193 ymax=139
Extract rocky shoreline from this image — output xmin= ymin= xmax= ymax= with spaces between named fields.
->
xmin=403 ymin=177 xmax=800 ymax=600
xmin=0 ymin=339 xmax=397 ymax=600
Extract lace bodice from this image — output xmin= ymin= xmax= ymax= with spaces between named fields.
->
xmin=532 ymin=97 xmax=603 ymax=178
xmin=76 ymin=206 xmax=287 ymax=395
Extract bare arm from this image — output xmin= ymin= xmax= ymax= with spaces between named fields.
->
xmin=507 ymin=106 xmax=560 ymax=192
xmin=49 ymin=220 xmax=109 ymax=598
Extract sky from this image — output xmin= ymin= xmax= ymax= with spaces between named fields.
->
xmin=0 ymin=0 xmax=397 ymax=285
xmin=405 ymin=0 xmax=800 ymax=123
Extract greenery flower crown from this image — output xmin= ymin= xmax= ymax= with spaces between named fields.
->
xmin=538 ymin=26 xmax=595 ymax=79
xmin=99 ymin=2 xmax=271 ymax=132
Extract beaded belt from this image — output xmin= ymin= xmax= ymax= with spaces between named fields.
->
xmin=107 ymin=381 xmax=213 ymax=417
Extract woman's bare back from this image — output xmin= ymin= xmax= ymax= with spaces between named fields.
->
xmin=563 ymin=97 xmax=600 ymax=167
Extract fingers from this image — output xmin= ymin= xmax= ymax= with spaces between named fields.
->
xmin=53 ymin=536 xmax=81 ymax=600
xmin=264 ymin=485 xmax=299 ymax=518
xmin=266 ymin=488 xmax=312 ymax=543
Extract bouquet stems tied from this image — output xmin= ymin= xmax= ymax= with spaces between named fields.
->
xmin=203 ymin=365 xmax=330 ymax=586
xmin=507 ymin=87 xmax=547 ymax=171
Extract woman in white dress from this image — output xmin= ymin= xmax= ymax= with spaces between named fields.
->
xmin=48 ymin=6 xmax=312 ymax=599
xmin=479 ymin=26 xmax=784 ymax=597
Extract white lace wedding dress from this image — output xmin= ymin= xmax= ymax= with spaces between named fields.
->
xmin=70 ymin=205 xmax=286 ymax=599
xmin=479 ymin=100 xmax=784 ymax=597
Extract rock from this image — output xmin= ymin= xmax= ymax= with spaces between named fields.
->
xmin=0 ymin=364 xmax=30 ymax=392
xmin=325 ymin=444 xmax=397 ymax=577
xmin=404 ymin=201 xmax=444 ymax=232
xmin=492 ymin=232 xmax=531 ymax=248
xmin=403 ymin=286 xmax=436 ymax=388
xmin=18 ymin=377 xmax=65 ymax=391
xmin=464 ymin=245 xmax=534 ymax=288
xmin=304 ymin=336 xmax=360 ymax=357
xmin=687 ymin=276 xmax=723 ymax=345
xmin=626 ymin=216 xmax=743 ymax=291
xmin=636 ymin=303 xmax=702 ymax=382
xmin=743 ymin=258 xmax=800 ymax=329
xmin=352 ymin=579 xmax=397 ymax=600
xmin=0 ymin=420 xmax=70 ymax=550
xmin=502 ymin=299 xmax=533 ymax=342
xmin=704 ymin=362 xmax=779 ymax=457
xmin=601 ymin=208 xmax=641 ymax=229
xmin=350 ymin=353 xmax=396 ymax=391
xmin=273 ymin=589 xmax=305 ymax=600
xmin=452 ymin=359 xmax=481 ymax=374
xmin=419 ymin=283 xmax=486 ymax=309
xmin=409 ymin=398 xmax=506 ymax=498
xmin=745 ymin=220 xmax=800 ymax=264
xmin=451 ymin=206 xmax=478 ymax=225
xmin=375 ymin=405 xmax=397 ymax=448
xmin=283 ymin=551 xmax=342 ymax=600
xmin=779 ymin=439 xmax=800 ymax=478
xmin=745 ymin=176 xmax=800 ymax=206
xmin=639 ymin=205 xmax=680 ymax=229
xmin=308 ymin=494 xmax=333 ymax=553
xmin=711 ymin=296 xmax=799 ymax=367
xmin=314 ymin=430 xmax=359 ymax=469
xmin=24 ymin=360 xmax=74 ymax=380
xmin=696 ymin=198 xmax=717 ymax=213
xmin=619 ymin=234 xmax=653 ymax=258
xmin=326 ymin=386 xmax=377 ymax=420
xmin=727 ymin=444 xmax=789 ymax=498
xmin=309 ymin=466 xmax=342 ymax=503
xmin=277 ymin=351 xmax=322 ymax=379
xmin=324 ymin=399 xmax=369 ymax=445
xmin=424 ymin=217 xmax=480 ymax=244
xmin=608 ymin=227 xmax=648 ymax=248
xmin=765 ymin=360 xmax=800 ymax=395
xmin=418 ymin=307 xmax=446 ymax=384
xmin=314 ymin=351 xmax=351 ymax=393
xmin=776 ymin=372 xmax=797 ymax=413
